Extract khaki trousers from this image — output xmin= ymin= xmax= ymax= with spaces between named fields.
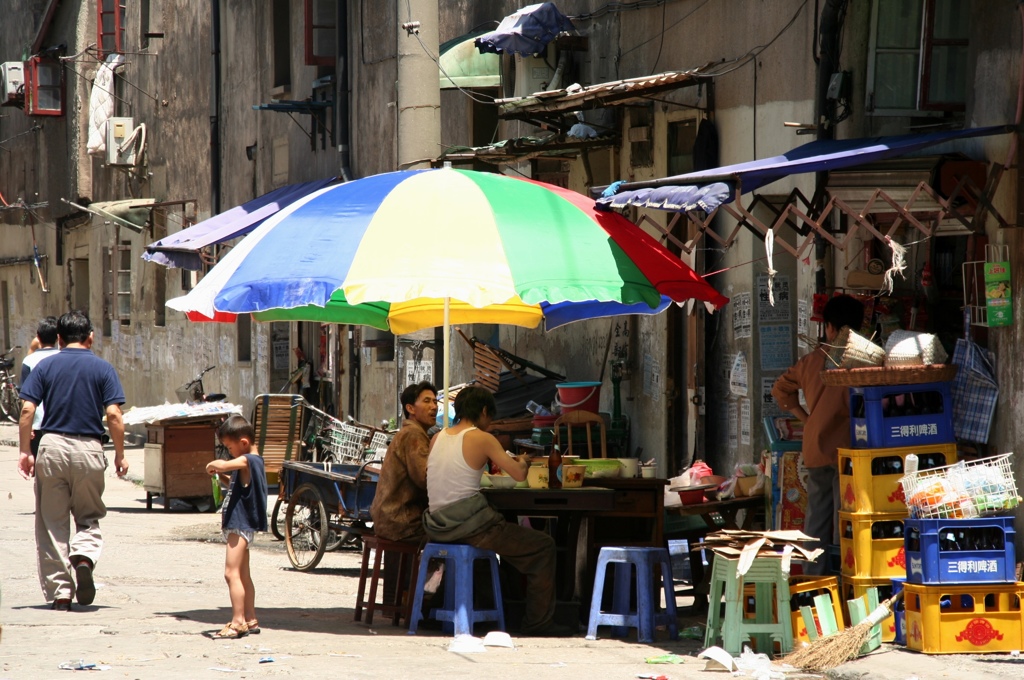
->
xmin=34 ymin=433 xmax=108 ymax=602
xmin=464 ymin=520 xmax=557 ymax=632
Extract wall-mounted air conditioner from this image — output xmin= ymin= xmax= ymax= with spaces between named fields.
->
xmin=106 ymin=117 xmax=136 ymax=166
xmin=513 ymin=46 xmax=555 ymax=97
xmin=1 ymin=62 xmax=24 ymax=106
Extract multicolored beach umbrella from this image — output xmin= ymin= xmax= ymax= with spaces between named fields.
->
xmin=166 ymin=167 xmax=727 ymax=332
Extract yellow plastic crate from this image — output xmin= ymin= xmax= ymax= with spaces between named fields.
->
xmin=842 ymin=576 xmax=897 ymax=643
xmin=789 ymin=576 xmax=845 ymax=645
xmin=839 ymin=443 xmax=957 ymax=514
xmin=839 ymin=511 xmax=908 ymax=578
xmin=904 ymin=582 xmax=1024 ymax=654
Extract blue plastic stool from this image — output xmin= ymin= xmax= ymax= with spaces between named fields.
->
xmin=585 ymin=547 xmax=679 ymax=643
xmin=407 ymin=542 xmax=505 ymax=636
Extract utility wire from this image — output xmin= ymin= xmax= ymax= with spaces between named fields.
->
xmin=410 ymin=30 xmax=496 ymax=106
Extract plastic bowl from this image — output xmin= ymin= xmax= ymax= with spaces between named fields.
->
xmin=579 ymin=458 xmax=622 ymax=478
xmin=670 ymin=483 xmax=716 ymax=505
xmin=485 ymin=474 xmax=517 ymax=489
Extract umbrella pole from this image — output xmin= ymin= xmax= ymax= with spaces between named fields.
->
xmin=443 ymin=297 xmax=450 ymax=428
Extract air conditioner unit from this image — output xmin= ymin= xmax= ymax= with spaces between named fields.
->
xmin=106 ymin=117 xmax=136 ymax=166
xmin=0 ymin=62 xmax=24 ymax=106
xmin=513 ymin=47 xmax=555 ymax=97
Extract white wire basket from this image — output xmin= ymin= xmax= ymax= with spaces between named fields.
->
xmin=368 ymin=430 xmax=391 ymax=460
xmin=323 ymin=423 xmax=374 ymax=465
xmin=901 ymin=452 xmax=1020 ymax=519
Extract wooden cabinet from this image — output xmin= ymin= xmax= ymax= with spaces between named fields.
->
xmin=144 ymin=421 xmax=217 ymax=510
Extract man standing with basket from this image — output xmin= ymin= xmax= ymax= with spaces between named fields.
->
xmin=772 ymin=294 xmax=865 ymax=575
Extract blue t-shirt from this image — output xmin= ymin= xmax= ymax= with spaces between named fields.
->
xmin=19 ymin=348 xmax=125 ymax=439
xmin=222 ymin=453 xmax=269 ymax=532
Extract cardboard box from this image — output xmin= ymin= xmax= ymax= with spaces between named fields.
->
xmin=777 ymin=451 xmax=808 ymax=532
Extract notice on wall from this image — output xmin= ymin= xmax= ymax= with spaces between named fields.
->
xmin=797 ymin=299 xmax=809 ymax=350
xmin=733 ymin=292 xmax=752 ymax=339
xmin=740 ymin=399 xmax=751 ymax=446
xmin=760 ymin=323 xmax=793 ymax=371
xmin=729 ymin=352 xmax=749 ymax=396
xmin=643 ymin=353 xmax=662 ymax=402
xmin=728 ymin=402 xmax=738 ymax=454
xmin=405 ymin=359 xmax=433 ymax=386
xmin=985 ymin=261 xmax=1013 ymax=327
xmin=762 ymin=376 xmax=784 ymax=417
xmin=757 ymin=275 xmax=791 ymax=323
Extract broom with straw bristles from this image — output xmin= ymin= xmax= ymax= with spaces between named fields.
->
xmin=784 ymin=591 xmax=903 ymax=672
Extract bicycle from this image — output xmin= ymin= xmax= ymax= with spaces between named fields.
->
xmin=0 ymin=346 xmax=22 ymax=423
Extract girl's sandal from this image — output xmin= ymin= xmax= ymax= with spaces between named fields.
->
xmin=245 ymin=619 xmax=260 ymax=634
xmin=209 ymin=622 xmax=249 ymax=639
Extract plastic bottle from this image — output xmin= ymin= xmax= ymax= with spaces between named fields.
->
xmin=548 ymin=445 xmax=562 ymax=489
xmin=526 ymin=400 xmax=551 ymax=416
xmin=905 ymin=453 xmax=919 ymax=475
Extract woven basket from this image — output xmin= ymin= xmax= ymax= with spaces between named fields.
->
xmin=820 ymin=363 xmax=959 ymax=387
xmin=884 ymin=330 xmax=948 ymax=367
xmin=841 ymin=329 xmax=886 ymax=368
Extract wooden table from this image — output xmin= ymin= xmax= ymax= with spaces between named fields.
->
xmin=483 ymin=478 xmax=666 ymax=606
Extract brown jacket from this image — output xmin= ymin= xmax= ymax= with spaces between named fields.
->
xmin=369 ymin=420 xmax=431 ymax=541
xmin=771 ymin=346 xmax=850 ymax=468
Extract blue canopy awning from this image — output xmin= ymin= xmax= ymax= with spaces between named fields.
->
xmin=597 ymin=125 xmax=1014 ymax=214
xmin=144 ymin=177 xmax=336 ymax=270
xmin=475 ymin=2 xmax=574 ymax=56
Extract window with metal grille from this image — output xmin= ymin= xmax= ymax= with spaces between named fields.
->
xmin=97 ymin=0 xmax=126 ymax=59
xmin=116 ymin=240 xmax=132 ymax=326
xmin=866 ymin=0 xmax=968 ymax=114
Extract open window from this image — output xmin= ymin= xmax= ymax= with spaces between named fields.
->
xmin=304 ymin=0 xmax=337 ymax=67
xmin=23 ymin=56 xmax=63 ymax=116
xmin=866 ymin=0 xmax=969 ymax=114
xmin=97 ymin=0 xmax=126 ymax=59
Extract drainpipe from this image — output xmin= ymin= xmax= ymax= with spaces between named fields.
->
xmin=210 ymin=0 xmax=222 ymax=214
xmin=814 ymin=0 xmax=846 ymax=292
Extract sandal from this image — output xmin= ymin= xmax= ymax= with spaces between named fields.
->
xmin=245 ymin=619 xmax=260 ymax=634
xmin=209 ymin=622 xmax=249 ymax=639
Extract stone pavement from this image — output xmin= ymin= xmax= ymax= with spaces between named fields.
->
xmin=1 ymin=421 xmax=1022 ymax=679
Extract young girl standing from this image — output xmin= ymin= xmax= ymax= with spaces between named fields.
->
xmin=206 ymin=415 xmax=268 ymax=638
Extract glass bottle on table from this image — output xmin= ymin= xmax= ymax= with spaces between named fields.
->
xmin=548 ymin=445 xmax=562 ymax=489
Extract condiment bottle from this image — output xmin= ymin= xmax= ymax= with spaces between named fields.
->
xmin=548 ymin=445 xmax=562 ymax=489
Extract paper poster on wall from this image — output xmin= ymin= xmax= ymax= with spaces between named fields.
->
xmin=797 ymin=299 xmax=808 ymax=350
xmin=733 ymin=292 xmax=752 ymax=339
xmin=405 ymin=359 xmax=433 ymax=386
xmin=272 ymin=340 xmax=290 ymax=371
xmin=728 ymin=402 xmax=738 ymax=453
xmin=762 ymin=376 xmax=784 ymax=417
xmin=740 ymin=399 xmax=751 ymax=445
xmin=985 ymin=261 xmax=1013 ymax=327
xmin=729 ymin=352 xmax=748 ymax=396
xmin=760 ymin=324 xmax=793 ymax=371
xmin=757 ymin=275 xmax=790 ymax=323
xmin=642 ymin=353 xmax=662 ymax=402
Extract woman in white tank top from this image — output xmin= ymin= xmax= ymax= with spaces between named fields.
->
xmin=426 ymin=387 xmax=532 ymax=513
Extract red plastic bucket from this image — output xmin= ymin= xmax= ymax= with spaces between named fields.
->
xmin=556 ymin=381 xmax=602 ymax=414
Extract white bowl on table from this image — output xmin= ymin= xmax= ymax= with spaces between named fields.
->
xmin=484 ymin=473 xmax=517 ymax=489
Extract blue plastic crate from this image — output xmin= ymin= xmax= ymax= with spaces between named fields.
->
xmin=849 ymin=381 xmax=954 ymax=449
xmin=891 ymin=577 xmax=907 ymax=645
xmin=904 ymin=517 xmax=1016 ymax=585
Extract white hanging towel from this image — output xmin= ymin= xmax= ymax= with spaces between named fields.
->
xmin=86 ymin=54 xmax=125 ymax=156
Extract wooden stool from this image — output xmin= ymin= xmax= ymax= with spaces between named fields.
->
xmin=355 ymin=535 xmax=421 ymax=626
xmin=704 ymin=555 xmax=793 ymax=656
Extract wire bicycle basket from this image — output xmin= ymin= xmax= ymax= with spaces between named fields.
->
xmin=901 ymin=452 xmax=1020 ymax=520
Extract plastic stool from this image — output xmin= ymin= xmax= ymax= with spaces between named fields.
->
xmin=408 ymin=543 xmax=504 ymax=636
xmin=704 ymin=555 xmax=793 ymax=656
xmin=355 ymin=536 xmax=421 ymax=626
xmin=585 ymin=547 xmax=679 ymax=643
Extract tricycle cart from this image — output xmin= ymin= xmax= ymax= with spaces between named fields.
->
xmin=279 ymin=460 xmax=380 ymax=571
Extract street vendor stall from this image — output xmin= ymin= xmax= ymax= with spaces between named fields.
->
xmin=122 ymin=402 xmax=242 ymax=510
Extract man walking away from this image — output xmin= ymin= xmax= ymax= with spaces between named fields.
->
xmin=18 ymin=311 xmax=129 ymax=610
xmin=20 ymin=316 xmax=59 ymax=457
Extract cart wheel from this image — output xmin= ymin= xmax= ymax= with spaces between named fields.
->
xmin=284 ymin=483 xmax=328 ymax=571
xmin=310 ymin=513 xmax=345 ymax=552
xmin=270 ymin=496 xmax=286 ymax=541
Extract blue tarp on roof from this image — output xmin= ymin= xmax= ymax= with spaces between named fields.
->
xmin=597 ymin=125 xmax=1013 ymax=214
xmin=475 ymin=2 xmax=574 ymax=56
xmin=144 ymin=177 xmax=336 ymax=270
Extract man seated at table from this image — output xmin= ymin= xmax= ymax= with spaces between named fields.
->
xmin=422 ymin=385 xmax=571 ymax=637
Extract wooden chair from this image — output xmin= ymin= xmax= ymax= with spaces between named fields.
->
xmin=553 ymin=410 xmax=608 ymax=458
xmin=251 ymin=393 xmax=305 ymax=485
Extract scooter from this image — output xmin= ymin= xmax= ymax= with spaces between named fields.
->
xmin=176 ymin=365 xmax=227 ymax=404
